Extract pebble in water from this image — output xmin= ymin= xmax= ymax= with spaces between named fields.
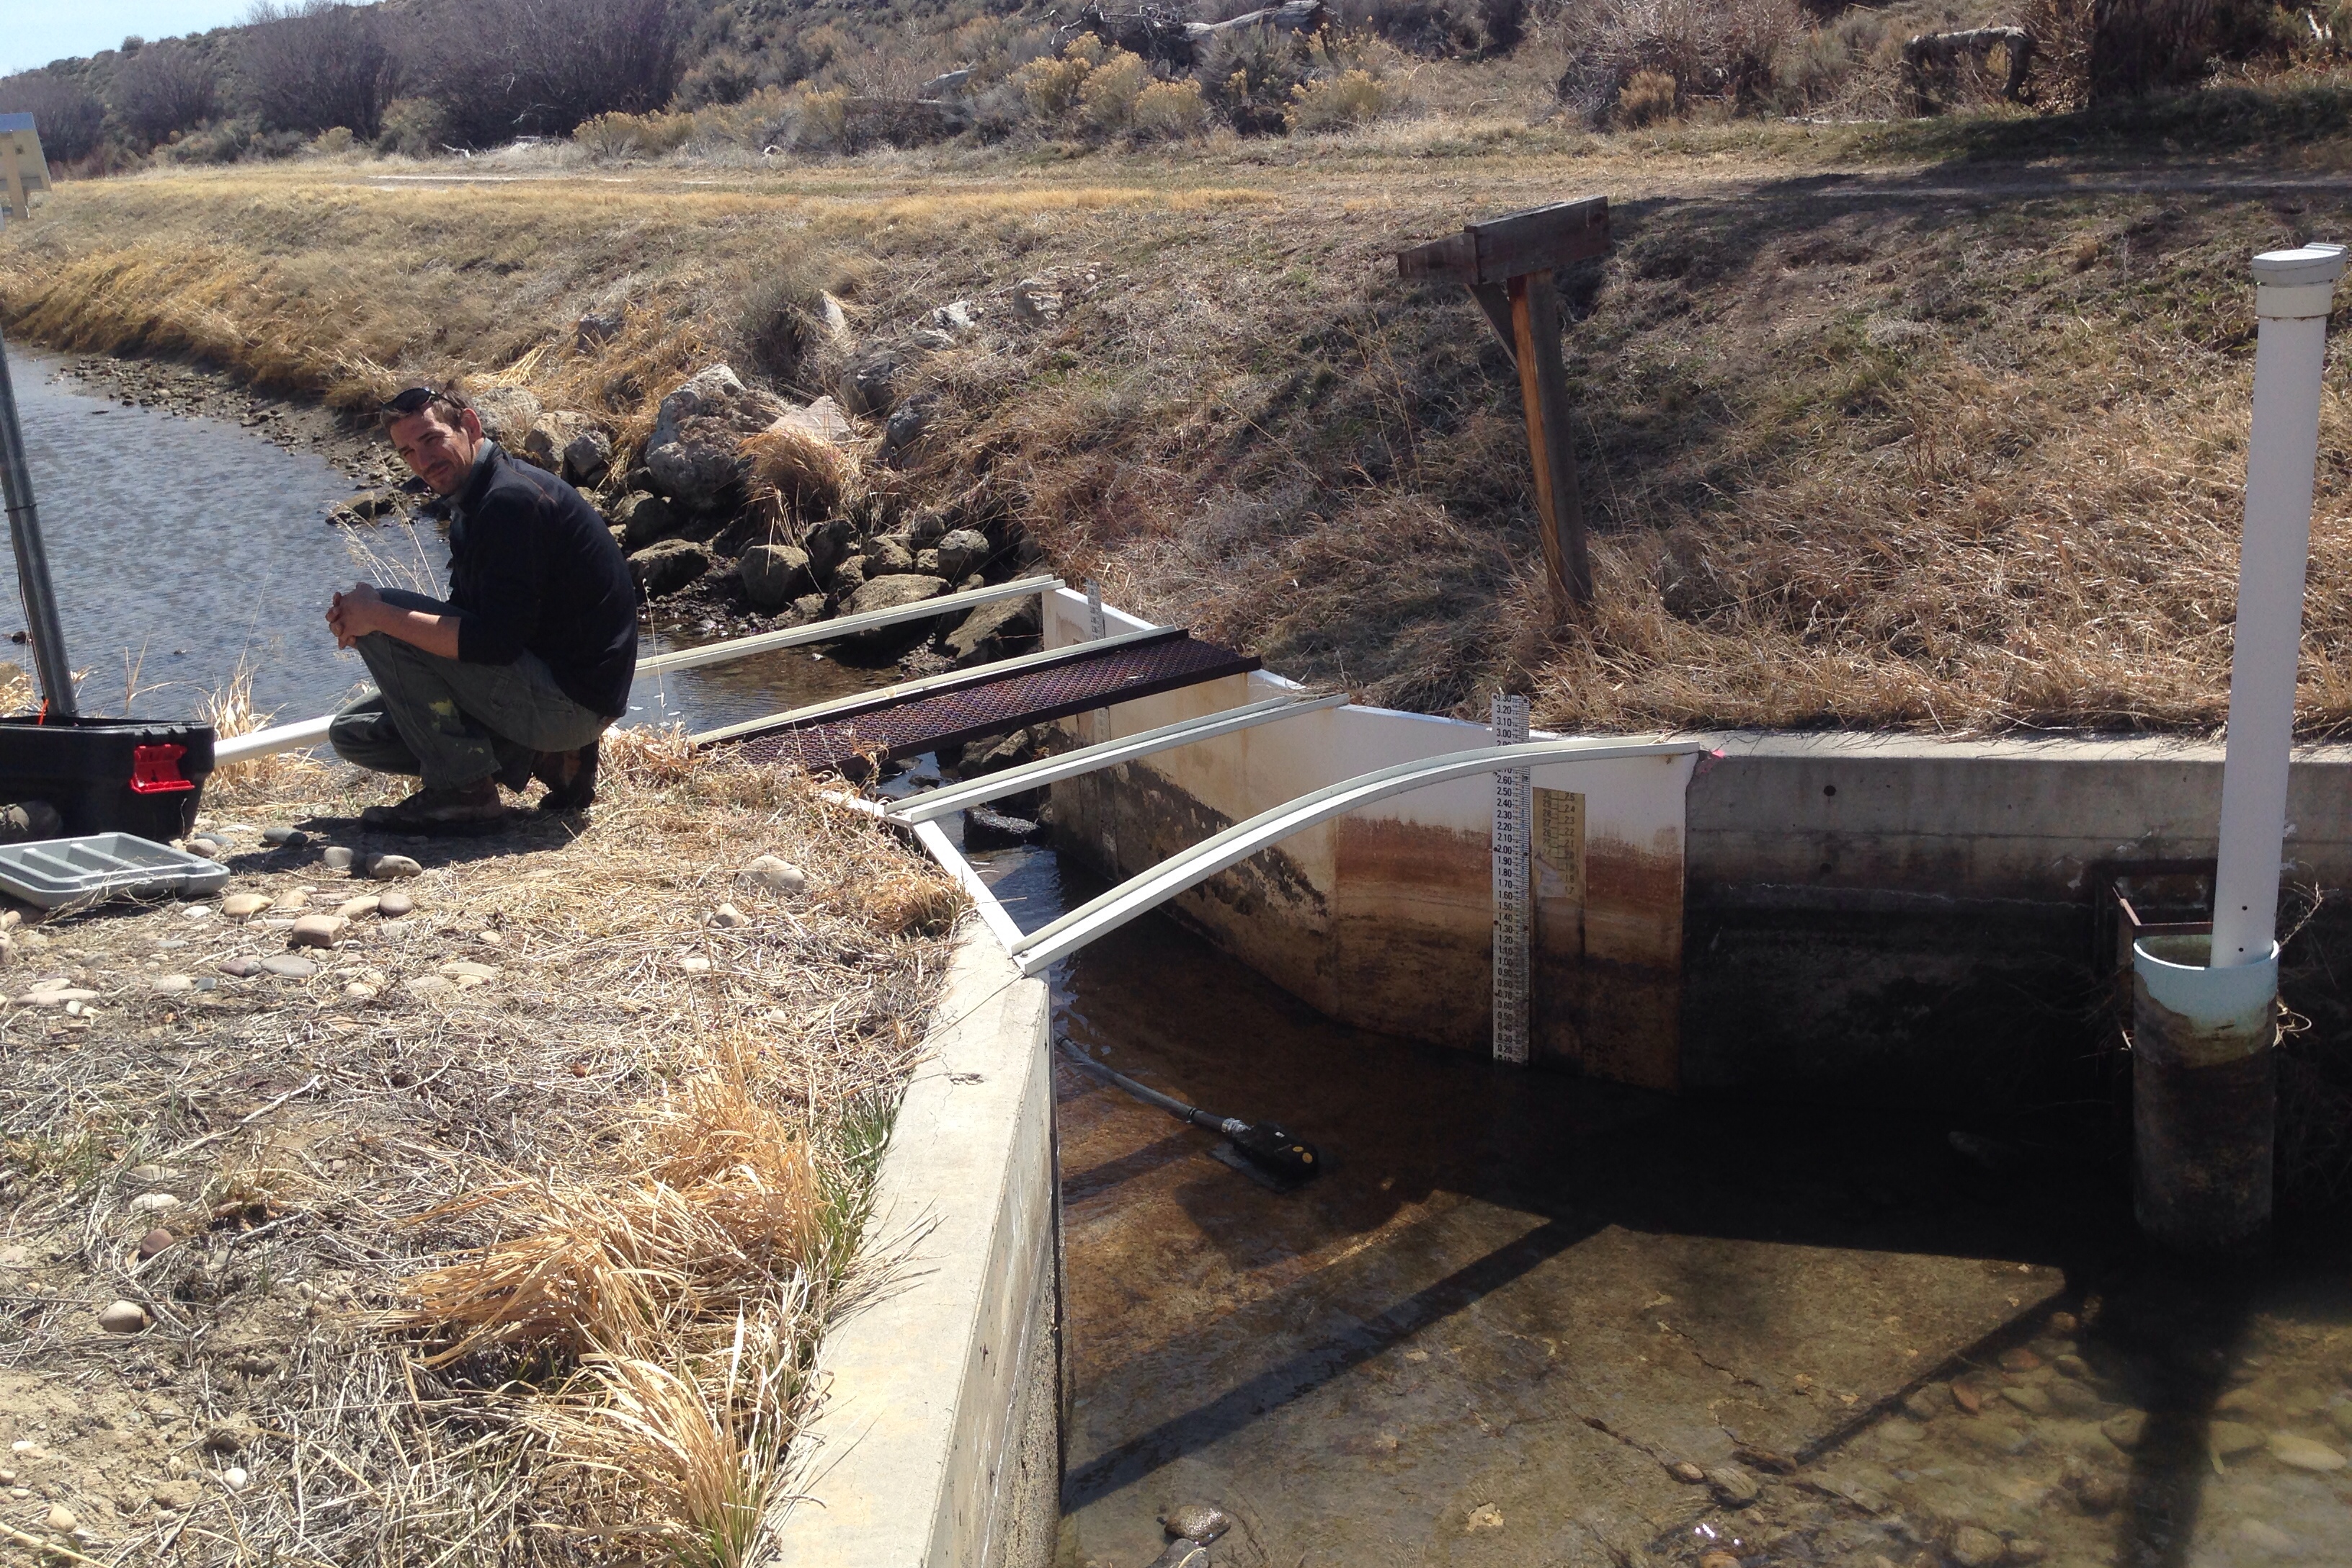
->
xmin=377 ymin=891 xmax=414 ymax=917
xmin=1160 ymin=1502 xmax=1231 ymax=1543
xmin=1667 ymin=1459 xmax=1706 ymax=1483
xmin=1902 ymin=1386 xmax=1943 ymax=1421
xmin=2044 ymin=1378 xmax=2101 ymax=1417
xmin=368 ymin=854 xmax=423 ymax=881
xmin=1948 ymin=1525 xmax=2006 ymax=1567
xmin=1951 ymin=1380 xmax=1984 ymax=1415
xmin=1706 ymin=1465 xmax=1760 ymax=1505
xmin=260 ymin=955 xmax=318 ymax=979
xmin=97 ymin=1300 xmax=150 ymax=1334
xmin=1999 ymin=1347 xmax=2043 ymax=1373
xmin=2237 ymin=1519 xmax=2297 ymax=1552
xmin=2268 ymin=1431 xmax=2347 ymax=1471
xmin=2102 ymin=1410 xmax=2151 ymax=1451
xmin=2054 ymin=1353 xmax=2092 ymax=1380
xmin=2002 ymin=1384 xmax=2053 ymax=1417
xmin=2210 ymin=1420 xmax=2265 ymax=1458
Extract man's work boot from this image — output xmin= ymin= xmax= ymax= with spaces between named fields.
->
xmin=533 ymin=741 xmax=600 ymax=814
xmin=360 ymin=778 xmax=507 ymax=836
xmin=493 ymin=749 xmax=536 ymax=793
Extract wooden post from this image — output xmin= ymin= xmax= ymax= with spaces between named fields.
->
xmin=1397 ymin=197 xmax=1609 ymax=619
xmin=1509 ymin=270 xmax=1592 ymax=611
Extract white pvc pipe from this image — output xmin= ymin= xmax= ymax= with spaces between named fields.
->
xmin=2211 ymin=243 xmax=2346 ymax=968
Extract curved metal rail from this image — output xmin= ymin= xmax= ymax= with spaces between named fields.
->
xmin=1006 ymin=736 xmax=1703 ymax=976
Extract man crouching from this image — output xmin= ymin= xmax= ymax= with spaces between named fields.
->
xmin=325 ymin=386 xmax=636 ymax=833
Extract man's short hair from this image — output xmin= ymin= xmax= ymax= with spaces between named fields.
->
xmin=380 ymin=385 xmax=476 ymax=433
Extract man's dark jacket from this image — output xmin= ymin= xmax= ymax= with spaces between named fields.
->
xmin=445 ymin=442 xmax=636 ymax=720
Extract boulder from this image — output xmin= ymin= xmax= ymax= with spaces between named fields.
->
xmin=612 ymin=492 xmax=678 ymax=550
xmin=630 ymin=539 xmax=710 ymax=598
xmin=907 ymin=507 xmax=950 ymax=548
xmin=883 ymin=402 xmax=930 ymax=462
xmin=1012 ymin=278 xmax=1063 ymax=324
xmin=964 ymin=726 xmax=1041 ymax=775
xmin=930 ymin=300 xmax=980 ymax=333
xmin=564 ymin=428 xmax=614 ymax=486
xmin=741 ymin=545 xmax=815 ymax=611
xmin=831 ymin=556 xmax=869 ymax=599
xmin=804 ymin=517 xmax=858 ymax=583
xmin=645 ymin=365 xmax=787 ymax=511
xmin=863 ymin=535 xmax=917 ymax=576
xmin=846 ymin=574 xmax=949 ymax=617
xmin=946 ymin=594 xmax=1041 ymax=666
xmin=520 ymin=411 xmax=599 ymax=475
xmin=468 ymin=386 xmax=541 ymax=448
xmin=791 ymin=593 xmax=827 ymax=621
xmin=839 ymin=349 xmax=906 ymax=417
xmin=935 ymin=527 xmax=991 ymax=582
xmin=575 ymin=310 xmax=623 ymax=351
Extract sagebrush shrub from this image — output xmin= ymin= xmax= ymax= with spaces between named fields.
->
xmin=1132 ymin=78 xmax=1211 ymax=138
xmin=1285 ymin=68 xmax=1391 ymax=130
xmin=1615 ymin=67 xmax=1678 ymax=125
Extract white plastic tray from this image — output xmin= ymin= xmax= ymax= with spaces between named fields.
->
xmin=0 ymin=833 xmax=231 ymax=909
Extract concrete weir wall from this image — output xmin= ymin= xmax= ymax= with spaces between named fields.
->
xmin=1684 ymin=731 xmax=2352 ymax=1104
xmin=1043 ymin=589 xmax=2352 ymax=1104
xmin=1042 ymin=589 xmax=1697 ymax=1089
xmin=767 ymin=926 xmax=1058 ymax=1568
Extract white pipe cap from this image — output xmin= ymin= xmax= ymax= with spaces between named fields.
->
xmin=2253 ymin=243 xmax=2348 ymax=285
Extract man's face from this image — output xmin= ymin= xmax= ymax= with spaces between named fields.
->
xmin=390 ymin=406 xmax=485 ymax=496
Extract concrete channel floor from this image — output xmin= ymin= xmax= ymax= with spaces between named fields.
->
xmin=1051 ymin=909 xmax=2079 ymax=1568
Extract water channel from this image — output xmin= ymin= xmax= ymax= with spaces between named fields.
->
xmin=9 ymin=351 xmax=2349 ymax=1568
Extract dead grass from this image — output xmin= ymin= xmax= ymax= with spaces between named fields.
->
xmin=11 ymin=100 xmax=2352 ymax=736
xmin=0 ymin=739 xmax=961 ymax=1564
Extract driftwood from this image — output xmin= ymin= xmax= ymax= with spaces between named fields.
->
xmin=1066 ymin=1 xmax=1327 ymax=68
xmin=1902 ymin=26 xmax=2036 ymax=104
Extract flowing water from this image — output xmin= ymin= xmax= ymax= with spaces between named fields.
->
xmin=0 ymin=347 xmax=881 ymax=734
xmin=983 ymin=840 xmax=2352 ymax=1568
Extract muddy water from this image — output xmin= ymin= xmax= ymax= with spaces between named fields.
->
xmin=996 ymin=844 xmax=2352 ymax=1568
xmin=0 ymin=347 xmax=883 ymax=733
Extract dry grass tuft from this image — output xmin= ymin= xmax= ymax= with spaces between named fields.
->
xmin=742 ymin=420 xmax=861 ymax=525
xmin=393 ymin=1068 xmax=827 ymax=1366
xmin=836 ymin=866 xmax=966 ymax=938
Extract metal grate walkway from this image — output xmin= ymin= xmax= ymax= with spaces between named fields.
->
xmin=708 ymin=628 xmax=1260 ymax=775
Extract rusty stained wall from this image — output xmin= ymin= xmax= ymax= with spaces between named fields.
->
xmin=1038 ymin=589 xmax=1694 ymax=1087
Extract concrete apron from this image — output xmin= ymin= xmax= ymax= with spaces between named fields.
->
xmin=763 ymin=924 xmax=1057 ymax=1568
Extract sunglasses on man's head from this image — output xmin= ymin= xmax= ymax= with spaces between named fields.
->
xmin=382 ymin=386 xmax=440 ymax=416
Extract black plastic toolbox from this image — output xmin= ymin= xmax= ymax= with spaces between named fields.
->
xmin=0 ymin=716 xmax=216 ymax=841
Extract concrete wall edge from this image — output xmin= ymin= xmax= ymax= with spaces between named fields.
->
xmin=761 ymin=921 xmax=1056 ymax=1567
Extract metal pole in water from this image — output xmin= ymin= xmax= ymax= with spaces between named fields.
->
xmin=1491 ymin=694 xmax=1531 ymax=1065
xmin=2131 ymin=242 xmax=2343 ymax=1255
xmin=0 ymin=324 xmax=75 ymax=715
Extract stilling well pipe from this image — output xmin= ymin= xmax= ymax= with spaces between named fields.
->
xmin=2131 ymin=241 xmax=2345 ymax=1255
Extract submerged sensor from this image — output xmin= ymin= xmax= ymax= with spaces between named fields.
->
xmin=1059 ymin=1041 xmax=1324 ymax=1191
